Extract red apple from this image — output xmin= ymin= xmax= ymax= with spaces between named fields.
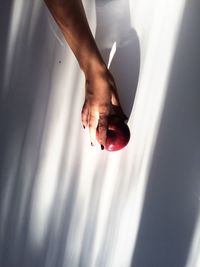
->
xmin=96 ymin=114 xmax=130 ymax=152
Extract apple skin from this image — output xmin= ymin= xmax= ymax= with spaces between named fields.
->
xmin=96 ymin=114 xmax=130 ymax=152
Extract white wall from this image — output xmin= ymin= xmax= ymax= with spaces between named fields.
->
xmin=0 ymin=1 xmax=200 ymax=267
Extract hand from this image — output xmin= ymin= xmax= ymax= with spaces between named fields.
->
xmin=44 ymin=0 xmax=127 ymax=149
xmin=81 ymin=68 xmax=126 ymax=149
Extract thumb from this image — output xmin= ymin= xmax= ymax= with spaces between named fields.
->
xmin=111 ymin=92 xmax=128 ymax=121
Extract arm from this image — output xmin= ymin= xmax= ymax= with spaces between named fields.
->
xmin=44 ymin=0 xmax=125 ymax=149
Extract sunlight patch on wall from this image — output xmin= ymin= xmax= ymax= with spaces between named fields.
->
xmin=2 ymin=0 xmax=24 ymax=99
xmin=185 ymin=208 xmax=200 ymax=267
xmin=122 ymin=0 xmax=187 ymax=262
xmin=29 ymin=52 xmax=82 ymax=248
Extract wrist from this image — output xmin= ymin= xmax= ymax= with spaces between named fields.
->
xmin=82 ymin=56 xmax=108 ymax=80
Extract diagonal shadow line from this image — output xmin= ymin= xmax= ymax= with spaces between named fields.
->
xmin=0 ymin=3 xmax=60 ymax=266
xmin=95 ymin=0 xmax=140 ymax=120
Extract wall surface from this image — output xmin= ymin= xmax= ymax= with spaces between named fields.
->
xmin=0 ymin=0 xmax=200 ymax=267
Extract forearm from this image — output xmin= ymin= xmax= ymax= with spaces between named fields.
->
xmin=44 ymin=0 xmax=107 ymax=77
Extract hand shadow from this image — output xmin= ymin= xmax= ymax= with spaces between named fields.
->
xmin=95 ymin=0 xmax=140 ymax=120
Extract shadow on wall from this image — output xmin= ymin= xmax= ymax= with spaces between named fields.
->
xmin=0 ymin=2 xmax=60 ymax=266
xmin=131 ymin=0 xmax=200 ymax=266
xmin=0 ymin=0 xmax=12 ymax=97
xmin=0 ymin=2 xmax=99 ymax=266
xmin=95 ymin=0 xmax=140 ymax=119
xmin=0 ymin=1 xmax=55 ymax=174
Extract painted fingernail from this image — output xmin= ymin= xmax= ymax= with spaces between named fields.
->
xmin=91 ymin=142 xmax=94 ymax=146
xmin=83 ymin=124 xmax=85 ymax=129
xmin=101 ymin=145 xmax=104 ymax=150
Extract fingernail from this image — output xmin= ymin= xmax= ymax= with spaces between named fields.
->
xmin=101 ymin=145 xmax=104 ymax=150
xmin=91 ymin=142 xmax=94 ymax=146
xmin=83 ymin=124 xmax=85 ymax=129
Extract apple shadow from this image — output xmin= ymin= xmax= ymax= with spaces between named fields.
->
xmin=95 ymin=0 xmax=140 ymax=120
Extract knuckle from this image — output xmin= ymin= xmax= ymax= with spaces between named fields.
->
xmin=99 ymin=105 xmax=110 ymax=116
xmin=98 ymin=121 xmax=107 ymax=130
xmin=90 ymin=113 xmax=97 ymax=119
xmin=89 ymin=118 xmax=98 ymax=128
xmin=89 ymin=124 xmax=94 ymax=129
xmin=89 ymin=121 xmax=94 ymax=128
xmin=81 ymin=111 xmax=86 ymax=118
xmin=89 ymin=116 xmax=97 ymax=125
xmin=81 ymin=111 xmax=88 ymax=120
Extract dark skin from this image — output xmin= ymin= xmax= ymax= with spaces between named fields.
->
xmin=44 ymin=0 xmax=126 ymax=149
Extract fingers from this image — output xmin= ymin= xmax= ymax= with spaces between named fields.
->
xmin=111 ymin=90 xmax=120 ymax=107
xmin=82 ymin=94 xmax=126 ymax=150
xmin=97 ymin=114 xmax=108 ymax=149
xmin=81 ymin=102 xmax=89 ymax=128
xmin=82 ymin=102 xmax=109 ymax=149
xmin=88 ymin=110 xmax=99 ymax=146
xmin=111 ymin=88 xmax=124 ymax=113
xmin=111 ymin=92 xmax=128 ymax=121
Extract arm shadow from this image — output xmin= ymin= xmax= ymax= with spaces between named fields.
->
xmin=95 ymin=0 xmax=140 ymax=120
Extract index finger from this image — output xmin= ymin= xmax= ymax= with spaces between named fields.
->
xmin=97 ymin=114 xmax=108 ymax=150
xmin=89 ymin=111 xmax=99 ymax=146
